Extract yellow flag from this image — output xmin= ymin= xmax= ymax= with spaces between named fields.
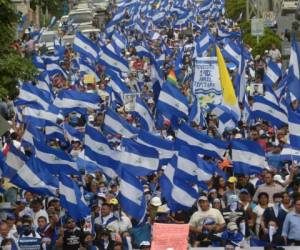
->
xmin=216 ymin=46 xmax=238 ymax=106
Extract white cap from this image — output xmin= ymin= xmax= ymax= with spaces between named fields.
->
xmin=150 ymin=196 xmax=162 ymax=207
xmin=140 ymin=241 xmax=151 ymax=247
xmin=273 ymin=174 xmax=285 ymax=184
xmin=88 ymin=115 xmax=94 ymax=122
xmin=57 ymin=113 xmax=64 ymax=120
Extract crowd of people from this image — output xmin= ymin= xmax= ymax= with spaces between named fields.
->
xmin=1 ymin=0 xmax=300 ymax=249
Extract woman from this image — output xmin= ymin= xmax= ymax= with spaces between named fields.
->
xmin=253 ymin=192 xmax=272 ymax=237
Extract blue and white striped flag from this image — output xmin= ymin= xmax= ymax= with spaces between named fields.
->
xmin=264 ymin=60 xmax=282 ymax=86
xmin=160 ymin=153 xmax=198 ymax=211
xmin=288 ymin=108 xmax=300 ymax=149
xmin=231 ymin=139 xmax=266 ymax=175
xmin=222 ymin=39 xmax=241 ymax=66
xmin=193 ymin=31 xmax=212 ymax=58
xmin=22 ymin=123 xmax=44 ymax=146
xmin=118 ymin=168 xmax=146 ymax=223
xmin=10 ymin=157 xmax=58 ymax=196
xmin=252 ymin=95 xmax=288 ymax=128
xmin=103 ymin=108 xmax=139 ymax=138
xmin=136 ymin=129 xmax=176 ymax=165
xmin=157 ymin=82 xmax=189 ymax=120
xmin=22 ymin=104 xmax=59 ymax=127
xmin=34 ymin=139 xmax=79 ymax=175
xmin=63 ymin=123 xmax=84 ymax=142
xmin=79 ymin=58 xmax=100 ymax=82
xmin=84 ymin=124 xmax=119 ymax=178
xmin=73 ymin=32 xmax=99 ymax=62
xmin=111 ymin=30 xmax=127 ymax=54
xmin=46 ymin=62 xmax=67 ymax=79
xmin=132 ymin=97 xmax=155 ymax=131
xmin=288 ymin=37 xmax=300 ymax=101
xmin=99 ymin=45 xmax=129 ymax=73
xmin=59 ymin=174 xmax=90 ymax=220
xmin=53 ymin=89 xmax=100 ymax=110
xmin=2 ymin=145 xmax=27 ymax=179
xmin=16 ymin=83 xmax=51 ymax=110
xmin=176 ymin=123 xmax=228 ymax=159
xmin=209 ymin=104 xmax=238 ymax=134
xmin=44 ymin=121 xmax=65 ymax=142
xmin=120 ymin=138 xmax=159 ymax=176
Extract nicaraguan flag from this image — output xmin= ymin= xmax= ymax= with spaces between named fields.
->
xmin=45 ymin=62 xmax=67 ymax=79
xmin=231 ymin=139 xmax=266 ymax=175
xmin=136 ymin=129 xmax=176 ymax=165
xmin=98 ymin=45 xmax=129 ymax=72
xmin=2 ymin=145 xmax=27 ymax=179
xmin=209 ymin=104 xmax=238 ymax=134
xmin=44 ymin=121 xmax=66 ymax=143
xmin=264 ymin=60 xmax=282 ymax=86
xmin=79 ymin=58 xmax=100 ymax=82
xmin=288 ymin=36 xmax=300 ymax=101
xmin=156 ymin=82 xmax=189 ymax=120
xmin=103 ymin=108 xmax=139 ymax=138
xmin=59 ymin=174 xmax=90 ymax=220
xmin=193 ymin=31 xmax=212 ymax=58
xmin=53 ymin=89 xmax=100 ymax=110
xmin=176 ymin=146 xmax=212 ymax=185
xmin=252 ymin=95 xmax=288 ymax=128
xmin=118 ymin=168 xmax=146 ymax=222
xmin=288 ymin=108 xmax=300 ymax=149
xmin=84 ymin=124 xmax=119 ymax=178
xmin=34 ymin=138 xmax=79 ymax=175
xmin=73 ymin=32 xmax=99 ymax=62
xmin=119 ymin=138 xmax=159 ymax=176
xmin=221 ymin=39 xmax=241 ymax=66
xmin=22 ymin=123 xmax=44 ymax=147
xmin=131 ymin=97 xmax=155 ymax=131
xmin=159 ymin=153 xmax=198 ymax=211
xmin=10 ymin=157 xmax=58 ymax=196
xmin=106 ymin=68 xmax=130 ymax=99
xmin=63 ymin=123 xmax=84 ymax=142
xmin=22 ymin=104 xmax=59 ymax=127
xmin=16 ymin=83 xmax=51 ymax=110
xmin=176 ymin=123 xmax=228 ymax=159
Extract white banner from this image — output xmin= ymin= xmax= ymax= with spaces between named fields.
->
xmin=193 ymin=57 xmax=222 ymax=106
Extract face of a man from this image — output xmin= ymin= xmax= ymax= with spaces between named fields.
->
xmin=199 ymin=200 xmax=209 ymax=211
xmin=295 ymin=200 xmax=300 ymax=214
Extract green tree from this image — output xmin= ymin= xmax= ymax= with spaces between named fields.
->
xmin=225 ymin=0 xmax=246 ymax=21
xmin=0 ymin=0 xmax=37 ymax=98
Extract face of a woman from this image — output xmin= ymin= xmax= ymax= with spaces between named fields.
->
xmin=219 ymin=178 xmax=226 ymax=187
xmin=259 ymin=195 xmax=269 ymax=205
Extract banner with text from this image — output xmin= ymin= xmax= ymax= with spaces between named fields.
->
xmin=193 ymin=57 xmax=222 ymax=106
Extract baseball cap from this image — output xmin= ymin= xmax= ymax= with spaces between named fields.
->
xmin=150 ymin=196 xmax=162 ymax=207
xmin=108 ymin=198 xmax=118 ymax=205
xmin=227 ymin=176 xmax=237 ymax=183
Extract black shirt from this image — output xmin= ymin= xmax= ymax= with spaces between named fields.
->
xmin=63 ymin=227 xmax=81 ymax=250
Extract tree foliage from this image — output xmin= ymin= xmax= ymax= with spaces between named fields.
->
xmin=0 ymin=0 xmax=37 ymax=98
xmin=225 ymin=0 xmax=282 ymax=57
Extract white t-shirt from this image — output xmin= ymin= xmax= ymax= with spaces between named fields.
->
xmin=31 ymin=209 xmax=49 ymax=228
xmin=189 ymin=208 xmax=225 ymax=228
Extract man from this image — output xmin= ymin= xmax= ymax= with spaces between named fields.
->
xmin=282 ymin=197 xmax=300 ymax=245
xmin=236 ymin=175 xmax=255 ymax=197
xmin=94 ymin=203 xmax=119 ymax=232
xmin=224 ymin=176 xmax=240 ymax=206
xmin=253 ymin=172 xmax=285 ymax=204
xmin=0 ymin=221 xmax=18 ymax=247
xmin=261 ymin=192 xmax=288 ymax=236
xmin=30 ymin=199 xmax=49 ymax=228
xmin=189 ymin=195 xmax=225 ymax=247
xmin=18 ymin=218 xmax=41 ymax=250
xmin=56 ymin=217 xmax=81 ymax=249
xmin=269 ymin=44 xmax=281 ymax=62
